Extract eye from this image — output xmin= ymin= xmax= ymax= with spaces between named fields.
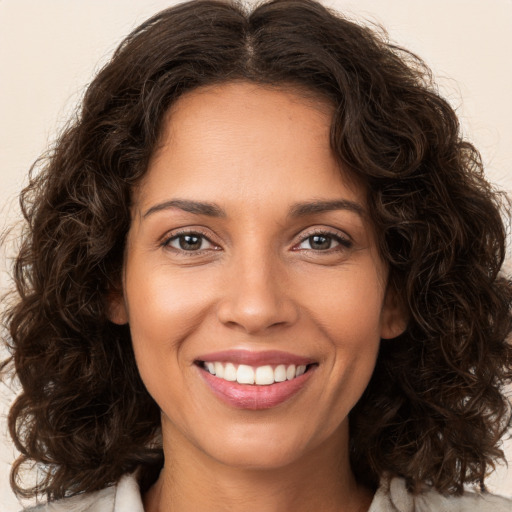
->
xmin=164 ymin=232 xmax=217 ymax=252
xmin=295 ymin=231 xmax=352 ymax=251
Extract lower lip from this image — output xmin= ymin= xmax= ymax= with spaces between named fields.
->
xmin=198 ymin=365 xmax=316 ymax=410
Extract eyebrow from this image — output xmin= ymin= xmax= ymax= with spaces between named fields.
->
xmin=143 ymin=199 xmax=226 ymax=218
xmin=142 ymin=198 xmax=365 ymax=219
xmin=288 ymin=199 xmax=366 ymax=218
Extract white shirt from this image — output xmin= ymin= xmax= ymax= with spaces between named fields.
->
xmin=24 ymin=472 xmax=512 ymax=511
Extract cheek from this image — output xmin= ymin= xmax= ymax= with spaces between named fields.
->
xmin=306 ymin=264 xmax=386 ymax=341
xmin=304 ymin=265 xmax=384 ymax=404
xmin=124 ymin=261 xmax=211 ymax=342
xmin=123 ymin=266 xmax=210 ymax=426
xmin=121 ymin=260 xmax=213 ymax=392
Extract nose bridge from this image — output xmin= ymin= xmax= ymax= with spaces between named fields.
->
xmin=216 ymin=241 xmax=298 ymax=334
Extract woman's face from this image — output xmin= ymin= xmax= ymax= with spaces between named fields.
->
xmin=111 ymin=81 xmax=404 ymax=470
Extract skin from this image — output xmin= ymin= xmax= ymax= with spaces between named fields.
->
xmin=110 ymin=81 xmax=405 ymax=512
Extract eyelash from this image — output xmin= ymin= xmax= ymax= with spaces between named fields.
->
xmin=161 ymin=228 xmax=352 ymax=254
xmin=161 ymin=229 xmax=218 ymax=255
xmin=293 ymin=229 xmax=353 ymax=252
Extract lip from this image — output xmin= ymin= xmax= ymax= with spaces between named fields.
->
xmin=195 ymin=349 xmax=315 ymax=367
xmin=197 ymin=362 xmax=317 ymax=410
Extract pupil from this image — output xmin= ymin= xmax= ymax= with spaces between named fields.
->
xmin=310 ymin=235 xmax=331 ymax=250
xmin=180 ymin=234 xmax=201 ymax=250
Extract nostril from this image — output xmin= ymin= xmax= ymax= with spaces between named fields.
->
xmin=215 ymin=287 xmax=300 ymax=335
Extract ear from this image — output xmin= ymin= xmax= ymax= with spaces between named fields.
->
xmin=107 ymin=289 xmax=129 ymax=325
xmin=380 ymin=285 xmax=407 ymax=340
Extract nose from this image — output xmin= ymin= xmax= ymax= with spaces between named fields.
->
xmin=216 ymin=254 xmax=299 ymax=335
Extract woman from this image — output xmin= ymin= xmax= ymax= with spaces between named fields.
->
xmin=2 ymin=0 xmax=512 ymax=510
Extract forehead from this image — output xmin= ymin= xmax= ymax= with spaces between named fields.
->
xmin=135 ymin=81 xmax=365 ymax=212
xmin=168 ymin=80 xmax=334 ymax=122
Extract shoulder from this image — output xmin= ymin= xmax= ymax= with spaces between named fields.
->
xmin=21 ymin=473 xmax=144 ymax=512
xmin=370 ymin=475 xmax=512 ymax=512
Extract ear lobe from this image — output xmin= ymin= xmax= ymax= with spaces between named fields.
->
xmin=107 ymin=290 xmax=129 ymax=325
xmin=380 ymin=287 xmax=407 ymax=340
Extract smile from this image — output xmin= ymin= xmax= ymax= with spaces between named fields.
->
xmin=201 ymin=361 xmax=309 ymax=385
xmin=195 ymin=350 xmax=317 ymax=409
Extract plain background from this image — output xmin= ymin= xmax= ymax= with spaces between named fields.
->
xmin=1 ymin=0 xmax=511 ymax=508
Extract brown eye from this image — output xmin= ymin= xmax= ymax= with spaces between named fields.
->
xmin=294 ymin=230 xmax=353 ymax=252
xmin=165 ymin=232 xmax=215 ymax=251
xmin=179 ymin=234 xmax=202 ymax=250
xmin=308 ymin=235 xmax=333 ymax=250
xmin=297 ymin=233 xmax=347 ymax=251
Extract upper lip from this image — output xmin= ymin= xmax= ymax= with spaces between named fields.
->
xmin=195 ymin=349 xmax=315 ymax=366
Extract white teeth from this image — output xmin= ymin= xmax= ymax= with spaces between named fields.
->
xmin=224 ymin=362 xmax=237 ymax=381
xmin=274 ymin=364 xmax=287 ymax=382
xmin=255 ymin=365 xmax=274 ymax=385
xmin=214 ymin=362 xmax=224 ymax=379
xmin=286 ymin=364 xmax=296 ymax=380
xmin=236 ymin=364 xmax=255 ymax=384
xmin=203 ymin=361 xmax=311 ymax=385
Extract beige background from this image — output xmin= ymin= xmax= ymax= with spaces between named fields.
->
xmin=1 ymin=0 xmax=511 ymax=508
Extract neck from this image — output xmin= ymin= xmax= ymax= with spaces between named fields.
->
xmin=143 ymin=424 xmax=373 ymax=512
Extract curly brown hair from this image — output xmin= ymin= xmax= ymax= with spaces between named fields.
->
xmin=2 ymin=0 xmax=512 ymax=501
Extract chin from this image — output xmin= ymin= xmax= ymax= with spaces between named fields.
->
xmin=207 ymin=440 xmax=308 ymax=471
xmin=188 ymin=416 xmax=345 ymax=472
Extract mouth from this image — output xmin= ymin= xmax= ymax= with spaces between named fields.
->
xmin=194 ymin=350 xmax=318 ymax=410
xmin=197 ymin=360 xmax=315 ymax=385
